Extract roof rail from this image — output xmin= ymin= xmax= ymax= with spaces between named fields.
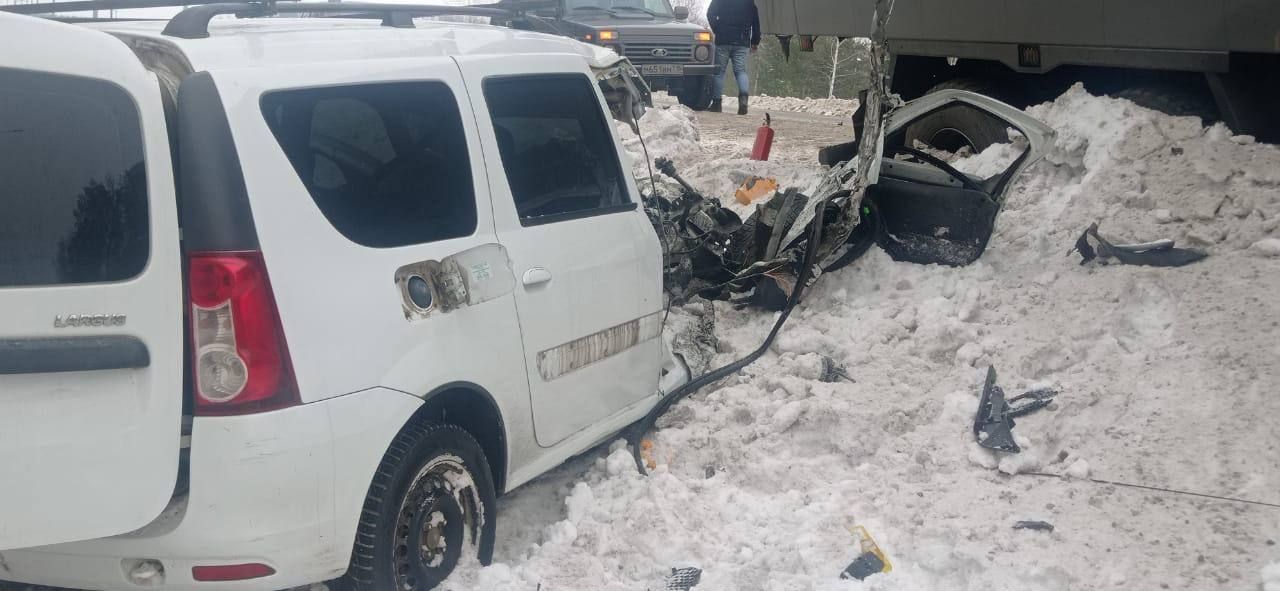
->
xmin=165 ymin=1 xmax=525 ymax=37
xmin=2 ymin=0 xmax=563 ymax=38
xmin=0 ymin=0 xmax=263 ymax=15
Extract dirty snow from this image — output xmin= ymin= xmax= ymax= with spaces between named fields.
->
xmin=441 ymin=84 xmax=1280 ymax=591
xmin=724 ymin=94 xmax=859 ymax=118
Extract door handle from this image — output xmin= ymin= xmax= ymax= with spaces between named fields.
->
xmin=522 ymin=267 xmax=552 ymax=287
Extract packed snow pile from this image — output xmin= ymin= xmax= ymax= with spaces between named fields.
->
xmin=445 ymin=88 xmax=1280 ymax=590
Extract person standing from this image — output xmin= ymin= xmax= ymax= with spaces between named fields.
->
xmin=706 ymin=0 xmax=761 ymax=115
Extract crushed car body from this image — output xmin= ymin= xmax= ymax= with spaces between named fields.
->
xmin=622 ymin=88 xmax=1055 ymax=309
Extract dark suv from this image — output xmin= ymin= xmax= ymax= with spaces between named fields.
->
xmin=541 ymin=0 xmax=717 ymax=109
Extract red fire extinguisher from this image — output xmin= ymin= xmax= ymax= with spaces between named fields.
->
xmin=750 ymin=112 xmax=774 ymax=161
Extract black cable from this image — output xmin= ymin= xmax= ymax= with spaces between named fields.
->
xmin=629 ymin=199 xmax=827 ymax=474
xmin=636 ymin=118 xmax=658 ymax=197
xmin=1024 ymin=472 xmax=1280 ymax=509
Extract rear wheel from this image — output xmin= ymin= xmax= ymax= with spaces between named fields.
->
xmin=676 ymin=75 xmax=714 ymax=111
xmin=902 ymin=78 xmax=1012 ymax=153
xmin=342 ymin=422 xmax=496 ymax=591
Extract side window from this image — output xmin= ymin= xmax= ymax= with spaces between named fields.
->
xmin=260 ymin=82 xmax=477 ymax=248
xmin=0 ymin=68 xmax=149 ymax=287
xmin=483 ymin=75 xmax=632 ymax=226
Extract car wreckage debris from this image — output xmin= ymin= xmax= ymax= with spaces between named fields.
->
xmin=1071 ymin=222 xmax=1208 ymax=267
xmin=820 ymin=355 xmax=855 ymax=383
xmin=1013 ymin=520 xmax=1056 ymax=532
xmin=665 ymin=567 xmax=703 ymax=591
xmin=839 ymin=525 xmax=893 ymax=581
xmin=973 ymin=366 xmax=1057 ymax=453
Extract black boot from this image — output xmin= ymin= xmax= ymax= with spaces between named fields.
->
xmin=709 ymin=98 xmax=723 ymax=113
xmin=737 ymin=94 xmax=749 ymax=115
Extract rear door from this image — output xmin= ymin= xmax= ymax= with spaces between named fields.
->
xmin=0 ymin=14 xmax=183 ymax=549
xmin=456 ymin=54 xmax=665 ymax=447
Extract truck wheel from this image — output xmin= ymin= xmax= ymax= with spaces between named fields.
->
xmin=343 ymin=422 xmax=497 ymax=591
xmin=902 ymin=78 xmax=1012 ymax=153
xmin=677 ymin=76 xmax=715 ymax=111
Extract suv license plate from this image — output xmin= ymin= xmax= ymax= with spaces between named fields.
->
xmin=641 ymin=64 xmax=684 ymax=75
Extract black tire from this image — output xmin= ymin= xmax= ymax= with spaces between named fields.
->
xmin=1113 ymin=86 xmax=1218 ymax=122
xmin=342 ymin=422 xmax=497 ymax=591
xmin=676 ymin=75 xmax=715 ymax=111
xmin=902 ymin=78 xmax=1012 ymax=153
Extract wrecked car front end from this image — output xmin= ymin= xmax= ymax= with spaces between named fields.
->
xmin=589 ymin=6 xmax=1054 ymax=310
xmin=640 ymin=90 xmax=1055 ymax=310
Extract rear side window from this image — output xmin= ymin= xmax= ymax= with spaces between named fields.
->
xmin=260 ymin=82 xmax=477 ymax=248
xmin=483 ymin=75 xmax=631 ymax=226
xmin=0 ymin=68 xmax=149 ymax=287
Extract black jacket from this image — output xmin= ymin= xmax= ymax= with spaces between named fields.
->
xmin=707 ymin=0 xmax=761 ymax=47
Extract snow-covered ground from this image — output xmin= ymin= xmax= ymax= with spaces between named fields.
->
xmin=442 ymin=86 xmax=1280 ymax=591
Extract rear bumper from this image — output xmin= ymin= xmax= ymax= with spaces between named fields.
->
xmin=0 ymin=388 xmax=420 ymax=591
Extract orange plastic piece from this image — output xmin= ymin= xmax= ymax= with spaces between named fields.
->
xmin=735 ymin=176 xmax=779 ymax=205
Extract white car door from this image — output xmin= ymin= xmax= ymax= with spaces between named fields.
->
xmin=456 ymin=54 xmax=665 ymax=447
xmin=0 ymin=14 xmax=183 ymax=549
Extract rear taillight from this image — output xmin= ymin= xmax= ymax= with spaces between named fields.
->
xmin=187 ymin=251 xmax=298 ymax=416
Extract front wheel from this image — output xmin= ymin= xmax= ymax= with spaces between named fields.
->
xmin=342 ymin=422 xmax=497 ymax=591
xmin=676 ymin=75 xmax=714 ymax=111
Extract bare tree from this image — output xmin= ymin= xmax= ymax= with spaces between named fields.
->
xmin=821 ymin=38 xmax=851 ymax=98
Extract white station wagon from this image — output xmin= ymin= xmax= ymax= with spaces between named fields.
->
xmin=0 ymin=5 xmax=688 ymax=589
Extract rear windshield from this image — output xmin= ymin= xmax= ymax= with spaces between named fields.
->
xmin=0 ymin=68 xmax=150 ymax=287
xmin=260 ymin=81 xmax=477 ymax=248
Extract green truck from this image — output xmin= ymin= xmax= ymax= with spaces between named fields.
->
xmin=756 ymin=0 xmax=1280 ymax=144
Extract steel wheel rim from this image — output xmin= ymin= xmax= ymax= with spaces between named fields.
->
xmin=392 ymin=456 xmax=480 ymax=590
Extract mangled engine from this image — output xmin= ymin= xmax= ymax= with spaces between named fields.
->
xmin=644 ymin=157 xmax=876 ymax=311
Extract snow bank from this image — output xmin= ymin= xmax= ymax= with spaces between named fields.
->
xmin=444 ymin=87 xmax=1280 ymax=591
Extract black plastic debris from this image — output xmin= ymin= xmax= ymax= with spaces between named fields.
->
xmin=840 ymin=550 xmax=887 ymax=581
xmin=1071 ymin=222 xmax=1207 ymax=267
xmin=666 ymin=567 xmax=702 ymax=591
xmin=839 ymin=525 xmax=893 ymax=581
xmin=820 ymin=356 xmax=855 ymax=383
xmin=974 ymin=366 xmax=1057 ymax=453
xmin=1013 ymin=520 xmax=1055 ymax=532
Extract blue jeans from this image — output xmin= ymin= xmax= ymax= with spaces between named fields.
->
xmin=712 ymin=44 xmax=751 ymax=98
